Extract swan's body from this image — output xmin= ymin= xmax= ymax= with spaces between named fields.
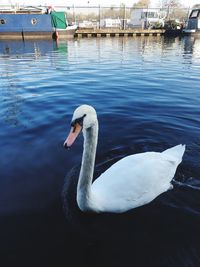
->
xmin=64 ymin=105 xmax=185 ymax=214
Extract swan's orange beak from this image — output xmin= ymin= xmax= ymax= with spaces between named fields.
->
xmin=63 ymin=123 xmax=82 ymax=149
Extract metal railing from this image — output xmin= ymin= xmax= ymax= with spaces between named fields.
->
xmin=64 ymin=6 xmax=190 ymax=29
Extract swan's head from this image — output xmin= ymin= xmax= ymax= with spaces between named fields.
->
xmin=64 ymin=105 xmax=97 ymax=148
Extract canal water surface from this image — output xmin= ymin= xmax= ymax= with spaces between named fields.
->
xmin=0 ymin=37 xmax=200 ymax=267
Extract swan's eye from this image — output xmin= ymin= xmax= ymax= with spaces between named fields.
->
xmin=71 ymin=114 xmax=86 ymax=127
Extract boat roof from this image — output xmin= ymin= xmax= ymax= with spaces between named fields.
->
xmin=0 ymin=6 xmax=46 ymax=14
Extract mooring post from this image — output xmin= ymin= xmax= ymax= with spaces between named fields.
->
xmin=98 ymin=4 xmax=101 ymax=29
xmin=123 ymin=4 xmax=126 ymax=30
xmin=21 ymin=29 xmax=25 ymax=42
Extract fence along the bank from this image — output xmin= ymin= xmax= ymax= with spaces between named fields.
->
xmin=64 ymin=6 xmax=190 ymax=29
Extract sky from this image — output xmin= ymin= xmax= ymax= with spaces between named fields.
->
xmin=0 ymin=0 xmax=199 ymax=7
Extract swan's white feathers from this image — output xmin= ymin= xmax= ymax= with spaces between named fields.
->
xmin=72 ymin=105 xmax=97 ymax=129
xmin=91 ymin=145 xmax=185 ymax=213
xmin=162 ymin=144 xmax=186 ymax=164
xmin=67 ymin=105 xmax=186 ymax=213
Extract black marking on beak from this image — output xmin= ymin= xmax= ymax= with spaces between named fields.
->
xmin=64 ymin=142 xmax=70 ymax=149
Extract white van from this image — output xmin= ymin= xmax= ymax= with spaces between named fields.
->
xmin=130 ymin=8 xmax=165 ymax=29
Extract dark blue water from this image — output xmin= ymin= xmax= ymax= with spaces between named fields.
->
xmin=0 ymin=37 xmax=200 ymax=267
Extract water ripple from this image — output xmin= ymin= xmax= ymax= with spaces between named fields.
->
xmin=0 ymin=36 xmax=200 ymax=267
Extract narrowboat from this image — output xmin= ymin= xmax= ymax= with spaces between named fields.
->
xmin=183 ymin=8 xmax=200 ymax=35
xmin=0 ymin=6 xmax=77 ymax=40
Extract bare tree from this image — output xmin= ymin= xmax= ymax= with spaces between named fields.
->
xmin=133 ymin=0 xmax=151 ymax=8
xmin=162 ymin=0 xmax=187 ymax=21
xmin=193 ymin=4 xmax=200 ymax=8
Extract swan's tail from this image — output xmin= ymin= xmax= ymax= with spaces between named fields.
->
xmin=162 ymin=144 xmax=186 ymax=164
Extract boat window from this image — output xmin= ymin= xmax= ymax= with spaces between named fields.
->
xmin=31 ymin=18 xmax=38 ymax=25
xmin=0 ymin=19 xmax=6 ymax=25
xmin=190 ymin=10 xmax=199 ymax=18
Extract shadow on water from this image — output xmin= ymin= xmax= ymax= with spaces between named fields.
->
xmin=0 ymin=37 xmax=200 ymax=267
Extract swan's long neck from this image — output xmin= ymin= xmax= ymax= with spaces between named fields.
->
xmin=77 ymin=121 xmax=98 ymax=212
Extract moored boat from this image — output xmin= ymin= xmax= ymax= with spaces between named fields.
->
xmin=0 ymin=6 xmax=77 ymax=40
xmin=182 ymin=8 xmax=200 ymax=35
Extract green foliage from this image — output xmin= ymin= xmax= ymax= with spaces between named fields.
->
xmin=150 ymin=22 xmax=164 ymax=29
xmin=164 ymin=19 xmax=182 ymax=29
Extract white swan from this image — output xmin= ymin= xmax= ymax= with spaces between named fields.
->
xmin=64 ymin=104 xmax=185 ymax=214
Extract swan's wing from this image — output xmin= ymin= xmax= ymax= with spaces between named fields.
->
xmin=91 ymin=150 xmax=183 ymax=213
